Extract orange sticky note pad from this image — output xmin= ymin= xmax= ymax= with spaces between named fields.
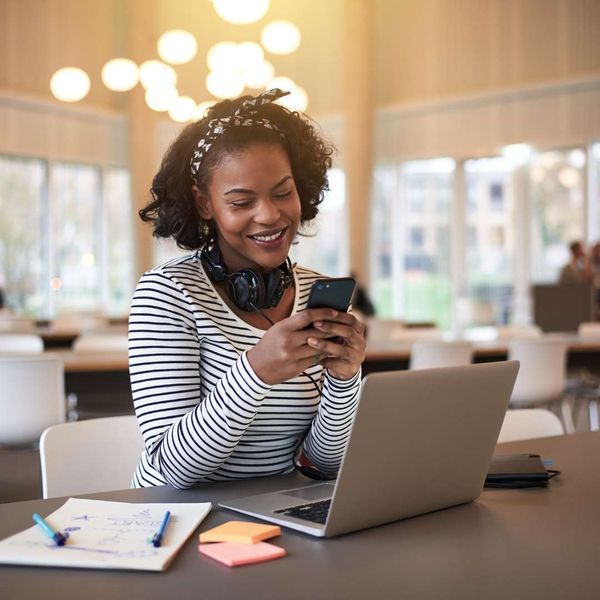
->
xmin=199 ymin=521 xmax=281 ymax=544
xmin=199 ymin=542 xmax=286 ymax=567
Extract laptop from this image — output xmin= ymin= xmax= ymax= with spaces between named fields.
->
xmin=220 ymin=360 xmax=519 ymax=537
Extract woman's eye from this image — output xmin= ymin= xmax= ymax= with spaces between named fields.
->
xmin=274 ymin=190 xmax=293 ymax=199
xmin=231 ymin=199 xmax=253 ymax=208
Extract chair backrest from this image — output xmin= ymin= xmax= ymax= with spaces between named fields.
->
xmin=0 ymin=333 xmax=44 ymax=353
xmin=409 ymin=340 xmax=473 ymax=370
xmin=533 ymin=283 xmax=594 ymax=332
xmin=72 ymin=333 xmax=129 ymax=353
xmin=508 ymin=339 xmax=567 ymax=405
xmin=0 ymin=355 xmax=65 ymax=445
xmin=40 ymin=415 xmax=144 ymax=498
xmin=578 ymin=322 xmax=600 ymax=339
xmin=498 ymin=408 xmax=564 ymax=443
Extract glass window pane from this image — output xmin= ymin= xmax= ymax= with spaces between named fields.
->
xmin=51 ymin=163 xmax=102 ymax=313
xmin=370 ymin=166 xmax=396 ymax=317
xmin=530 ymin=149 xmax=586 ymax=283
xmin=397 ymin=158 xmax=454 ymax=328
xmin=464 ymin=157 xmax=515 ymax=325
xmin=105 ymin=169 xmax=134 ymax=317
xmin=0 ymin=156 xmax=46 ymax=316
xmin=290 ymin=168 xmax=348 ymax=277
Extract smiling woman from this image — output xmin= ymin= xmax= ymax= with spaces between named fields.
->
xmin=130 ymin=89 xmax=366 ymax=489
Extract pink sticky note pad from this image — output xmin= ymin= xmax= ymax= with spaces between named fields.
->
xmin=198 ymin=541 xmax=286 ymax=567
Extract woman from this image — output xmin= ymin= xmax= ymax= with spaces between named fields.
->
xmin=130 ymin=89 xmax=365 ymax=489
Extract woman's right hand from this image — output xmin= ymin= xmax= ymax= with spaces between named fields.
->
xmin=247 ymin=308 xmax=339 ymax=385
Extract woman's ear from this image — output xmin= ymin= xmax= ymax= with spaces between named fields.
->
xmin=192 ymin=185 xmax=212 ymax=220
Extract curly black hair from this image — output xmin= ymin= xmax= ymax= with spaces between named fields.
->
xmin=139 ymin=94 xmax=335 ymax=250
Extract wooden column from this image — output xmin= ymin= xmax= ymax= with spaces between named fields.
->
xmin=343 ymin=0 xmax=375 ymax=284
xmin=127 ymin=0 xmax=159 ymax=278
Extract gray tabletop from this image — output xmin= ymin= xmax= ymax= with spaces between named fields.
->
xmin=1 ymin=432 xmax=599 ymax=600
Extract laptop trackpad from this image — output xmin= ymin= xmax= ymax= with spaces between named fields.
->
xmin=281 ymin=483 xmax=335 ymax=501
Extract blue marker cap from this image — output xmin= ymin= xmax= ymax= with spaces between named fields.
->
xmin=151 ymin=510 xmax=171 ymax=548
xmin=32 ymin=513 xmax=69 ymax=546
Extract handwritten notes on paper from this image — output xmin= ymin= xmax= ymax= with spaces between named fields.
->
xmin=0 ymin=498 xmax=211 ymax=571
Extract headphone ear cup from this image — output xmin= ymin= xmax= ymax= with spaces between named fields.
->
xmin=201 ymin=245 xmax=228 ymax=282
xmin=264 ymin=269 xmax=285 ymax=308
xmin=228 ymin=270 xmax=266 ymax=311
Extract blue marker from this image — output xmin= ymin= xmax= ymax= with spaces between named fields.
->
xmin=32 ymin=513 xmax=69 ymax=546
xmin=151 ymin=510 xmax=171 ymax=547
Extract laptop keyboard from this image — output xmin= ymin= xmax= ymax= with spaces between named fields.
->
xmin=274 ymin=498 xmax=332 ymax=524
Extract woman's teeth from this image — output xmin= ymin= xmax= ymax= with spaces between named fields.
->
xmin=252 ymin=230 xmax=284 ymax=242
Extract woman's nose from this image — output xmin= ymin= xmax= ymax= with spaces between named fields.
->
xmin=255 ymin=198 xmax=280 ymax=223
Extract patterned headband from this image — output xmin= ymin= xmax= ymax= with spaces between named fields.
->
xmin=190 ymin=88 xmax=290 ymax=180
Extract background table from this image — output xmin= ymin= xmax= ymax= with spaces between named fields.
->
xmin=1 ymin=432 xmax=599 ymax=600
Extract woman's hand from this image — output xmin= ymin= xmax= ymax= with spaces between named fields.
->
xmin=307 ymin=312 xmax=366 ymax=380
xmin=247 ymin=308 xmax=343 ymax=385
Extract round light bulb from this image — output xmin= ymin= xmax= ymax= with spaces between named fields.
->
xmin=101 ymin=58 xmax=138 ymax=92
xmin=207 ymin=41 xmax=241 ymax=73
xmin=261 ymin=20 xmax=301 ymax=55
xmin=50 ymin=67 xmax=90 ymax=102
xmin=243 ymin=60 xmax=274 ymax=89
xmin=277 ymin=84 xmax=308 ymax=112
xmin=168 ymin=95 xmax=197 ymax=123
xmin=206 ymin=71 xmax=245 ymax=99
xmin=139 ymin=60 xmax=177 ymax=89
xmin=145 ymin=86 xmax=178 ymax=112
xmin=158 ymin=30 xmax=198 ymax=65
xmin=269 ymin=76 xmax=296 ymax=93
xmin=212 ymin=0 xmax=270 ymax=25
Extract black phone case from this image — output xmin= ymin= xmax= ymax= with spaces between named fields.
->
xmin=305 ymin=277 xmax=356 ymax=312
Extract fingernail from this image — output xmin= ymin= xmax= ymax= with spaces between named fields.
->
xmin=329 ymin=310 xmax=338 ymax=317
xmin=314 ymin=321 xmax=324 ymax=327
xmin=308 ymin=337 xmax=320 ymax=347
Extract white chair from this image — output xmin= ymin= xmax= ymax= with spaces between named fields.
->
xmin=0 ymin=333 xmax=44 ymax=353
xmin=0 ymin=355 xmax=65 ymax=446
xmin=409 ymin=340 xmax=473 ymax=370
xmin=577 ymin=322 xmax=600 ymax=339
xmin=72 ymin=333 xmax=129 ymax=353
xmin=39 ymin=415 xmax=144 ymax=498
xmin=498 ymin=408 xmax=564 ymax=443
xmin=508 ymin=339 xmax=574 ymax=433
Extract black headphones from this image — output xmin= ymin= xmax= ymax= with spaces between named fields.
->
xmin=200 ymin=243 xmax=294 ymax=312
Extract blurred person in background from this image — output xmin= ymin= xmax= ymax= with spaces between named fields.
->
xmin=559 ymin=241 xmax=592 ymax=285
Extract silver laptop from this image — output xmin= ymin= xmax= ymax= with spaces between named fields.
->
xmin=220 ymin=361 xmax=519 ymax=537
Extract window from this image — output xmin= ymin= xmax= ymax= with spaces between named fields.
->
xmin=529 ymin=149 xmax=586 ymax=283
xmin=290 ymin=168 xmax=348 ymax=277
xmin=105 ymin=169 xmax=134 ymax=316
xmin=374 ymin=158 xmax=454 ymax=327
xmin=0 ymin=156 xmax=47 ymax=316
xmin=464 ymin=157 xmax=514 ymax=326
xmin=50 ymin=163 xmax=102 ymax=314
xmin=0 ymin=156 xmax=134 ymax=318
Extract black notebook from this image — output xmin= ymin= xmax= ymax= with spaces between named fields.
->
xmin=485 ymin=454 xmax=558 ymax=488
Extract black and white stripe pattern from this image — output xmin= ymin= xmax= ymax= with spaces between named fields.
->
xmin=129 ymin=252 xmax=361 ymax=489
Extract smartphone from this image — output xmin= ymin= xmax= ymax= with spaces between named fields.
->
xmin=305 ymin=277 xmax=356 ymax=311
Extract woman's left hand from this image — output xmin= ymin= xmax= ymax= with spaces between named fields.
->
xmin=306 ymin=312 xmax=366 ymax=380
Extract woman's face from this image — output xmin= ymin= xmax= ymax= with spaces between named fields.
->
xmin=198 ymin=142 xmax=301 ymax=273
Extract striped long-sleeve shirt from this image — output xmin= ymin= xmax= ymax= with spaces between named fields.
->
xmin=129 ymin=252 xmax=362 ymax=489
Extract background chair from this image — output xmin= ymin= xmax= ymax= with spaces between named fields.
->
xmin=508 ymin=339 xmax=575 ymax=433
xmin=39 ymin=415 xmax=144 ymax=498
xmin=72 ymin=333 xmax=129 ymax=353
xmin=409 ymin=340 xmax=473 ymax=370
xmin=498 ymin=408 xmax=564 ymax=443
xmin=0 ymin=333 xmax=44 ymax=353
xmin=533 ymin=283 xmax=594 ymax=332
xmin=0 ymin=355 xmax=65 ymax=447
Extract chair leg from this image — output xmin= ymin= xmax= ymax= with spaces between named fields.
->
xmin=590 ymin=398 xmax=599 ymax=432
xmin=560 ymin=397 xmax=576 ymax=434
